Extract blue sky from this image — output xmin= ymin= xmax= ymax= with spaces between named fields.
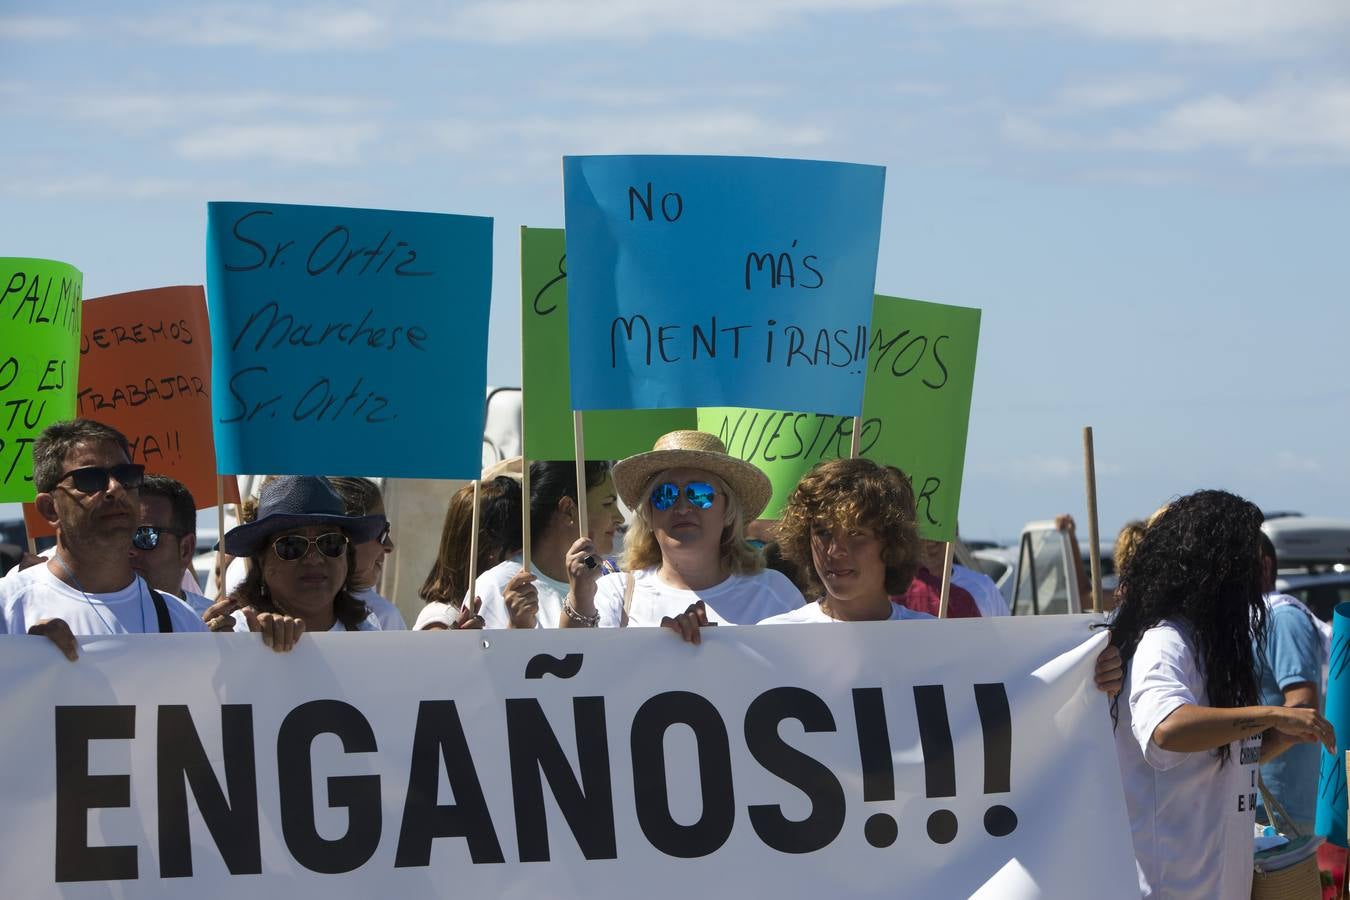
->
xmin=3 ymin=0 xmax=1348 ymax=542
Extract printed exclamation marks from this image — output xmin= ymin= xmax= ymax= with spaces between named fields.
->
xmin=973 ymin=683 xmax=1017 ymax=837
xmin=851 ymin=688 xmax=898 ymax=848
xmin=912 ymin=685 xmax=958 ymax=844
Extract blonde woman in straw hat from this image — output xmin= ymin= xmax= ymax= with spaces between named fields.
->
xmin=558 ymin=431 xmax=803 ymax=637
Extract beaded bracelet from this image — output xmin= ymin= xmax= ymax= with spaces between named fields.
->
xmin=562 ymin=601 xmax=600 ymax=628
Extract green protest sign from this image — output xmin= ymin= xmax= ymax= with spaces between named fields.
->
xmin=699 ymin=295 xmax=980 ymax=540
xmin=0 ymin=258 xmax=83 ymax=501
xmin=521 ymin=227 xmax=694 ymax=461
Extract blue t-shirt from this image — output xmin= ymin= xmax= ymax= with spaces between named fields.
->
xmin=1254 ymin=600 xmax=1323 ymax=828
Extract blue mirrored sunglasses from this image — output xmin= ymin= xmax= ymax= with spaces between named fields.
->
xmin=650 ymin=481 xmax=717 ymax=511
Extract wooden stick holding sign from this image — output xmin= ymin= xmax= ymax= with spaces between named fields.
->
xmin=519 ymin=273 xmax=533 ymax=575
xmin=521 ymin=460 xmax=533 ymax=573
xmin=849 ymin=415 xmax=862 ymax=459
xmin=572 ymin=410 xmax=588 ymax=540
xmin=937 ymin=541 xmax=955 ymax=619
xmin=215 ymin=475 xmax=226 ymax=597
xmin=1083 ymin=426 xmax=1103 ymax=614
xmin=465 ymin=479 xmax=481 ymax=609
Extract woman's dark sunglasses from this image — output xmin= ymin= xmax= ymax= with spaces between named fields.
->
xmin=132 ymin=525 xmax=187 ymax=551
xmin=651 ymin=481 xmax=717 ymax=511
xmin=57 ymin=463 xmax=145 ymax=494
xmin=272 ymin=532 xmax=349 ymax=561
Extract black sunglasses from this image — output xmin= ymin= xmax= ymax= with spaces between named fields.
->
xmin=272 ymin=532 xmax=349 ymax=561
xmin=56 ymin=463 xmax=145 ymax=494
xmin=132 ymin=525 xmax=187 ymax=551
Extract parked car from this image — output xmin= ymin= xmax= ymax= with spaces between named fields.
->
xmin=973 ymin=522 xmax=1115 ymax=616
xmin=1274 ymin=570 xmax=1350 ymax=623
xmin=1262 ymin=515 xmax=1350 ymax=623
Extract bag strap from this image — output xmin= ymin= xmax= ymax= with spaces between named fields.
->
xmin=150 ymin=589 xmax=172 ymax=634
xmin=620 ymin=572 xmax=635 ymax=628
xmin=1257 ymin=772 xmax=1302 ymax=838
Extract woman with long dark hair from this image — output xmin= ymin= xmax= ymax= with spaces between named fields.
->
xmin=480 ymin=460 xmax=622 ymax=629
xmin=1109 ymin=489 xmax=1334 ymax=899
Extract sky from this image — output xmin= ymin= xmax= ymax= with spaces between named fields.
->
xmin=2 ymin=0 xmax=1349 ymax=544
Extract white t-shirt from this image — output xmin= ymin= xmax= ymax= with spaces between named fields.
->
xmin=0 ymin=562 xmax=208 ymax=634
xmin=952 ymin=564 xmax=1010 ymax=617
xmin=594 ymin=567 xmax=803 ymax=628
xmin=353 ymin=587 xmax=407 ymax=631
xmin=229 ymin=607 xmax=380 ymax=632
xmin=413 ymin=600 xmax=457 ymax=630
xmin=180 ymin=590 xmax=214 ymax=618
xmin=223 ymin=556 xmax=248 ymax=597
xmin=760 ymin=601 xmax=933 ymax=624
xmin=1114 ymin=619 xmax=1260 ymax=899
xmin=477 ymin=557 xmax=570 ymax=629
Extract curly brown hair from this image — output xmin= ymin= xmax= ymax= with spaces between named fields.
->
xmin=778 ymin=458 xmax=921 ymax=597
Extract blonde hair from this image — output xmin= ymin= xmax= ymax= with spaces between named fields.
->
xmin=1114 ymin=520 xmax=1148 ymax=575
xmin=621 ymin=469 xmax=763 ymax=576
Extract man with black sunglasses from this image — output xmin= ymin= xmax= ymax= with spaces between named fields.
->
xmin=0 ymin=419 xmax=207 ymax=658
xmin=130 ymin=474 xmax=212 ymax=617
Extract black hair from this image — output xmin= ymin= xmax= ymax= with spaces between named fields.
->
xmin=32 ymin=419 xmax=132 ymax=493
xmin=1259 ymin=533 xmax=1277 ymax=570
xmin=139 ymin=474 xmax=197 ymax=535
xmin=528 ymin=460 xmax=610 ymax=543
xmin=1108 ymin=489 xmax=1266 ymax=763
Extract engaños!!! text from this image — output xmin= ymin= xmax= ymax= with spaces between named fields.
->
xmin=54 ymin=666 xmax=1017 ymax=882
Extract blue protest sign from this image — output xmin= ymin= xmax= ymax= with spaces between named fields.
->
xmin=205 ymin=202 xmax=492 ymax=479
xmin=1317 ymin=600 xmax=1350 ymax=846
xmin=562 ymin=155 xmax=885 ymax=415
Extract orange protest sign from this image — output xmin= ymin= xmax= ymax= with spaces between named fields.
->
xmin=22 ymin=286 xmax=240 ymax=539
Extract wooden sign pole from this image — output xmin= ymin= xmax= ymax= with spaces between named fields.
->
xmin=1083 ymin=427 xmax=1103 ymax=614
xmin=938 ymin=541 xmax=955 ymax=619
xmin=215 ymin=475 xmax=227 ymax=597
xmin=572 ymin=410 xmax=588 ymax=540
xmin=465 ymin=479 xmax=481 ymax=608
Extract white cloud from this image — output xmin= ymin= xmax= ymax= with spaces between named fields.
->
xmin=1109 ymin=81 xmax=1350 ymax=162
xmin=428 ymin=0 xmax=899 ymax=42
xmin=973 ymin=455 xmax=1123 ymax=482
xmin=0 ymin=16 xmax=80 ymax=39
xmin=891 ymin=80 xmax=949 ymax=97
xmin=1274 ymin=451 xmax=1323 ymax=474
xmin=431 ymin=109 xmax=827 ymax=159
xmin=115 ymin=0 xmax=1350 ymax=49
xmin=1003 ymin=80 xmax=1350 ymax=165
xmin=0 ymin=174 xmax=199 ymax=199
xmin=942 ymin=0 xmax=1350 ymax=47
xmin=131 ymin=5 xmax=392 ymax=50
xmin=66 ymin=90 xmax=371 ymax=128
xmin=173 ymin=122 xmax=380 ymax=164
xmin=1052 ymin=74 xmax=1186 ymax=113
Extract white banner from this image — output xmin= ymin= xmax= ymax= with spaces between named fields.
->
xmin=0 ymin=615 xmax=1138 ymax=899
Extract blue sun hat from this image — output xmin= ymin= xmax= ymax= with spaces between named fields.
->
xmin=223 ymin=476 xmax=385 ymax=556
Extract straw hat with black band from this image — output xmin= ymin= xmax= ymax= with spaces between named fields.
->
xmin=612 ymin=431 xmax=773 ymax=520
xmin=223 ymin=475 xmax=386 ymax=557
